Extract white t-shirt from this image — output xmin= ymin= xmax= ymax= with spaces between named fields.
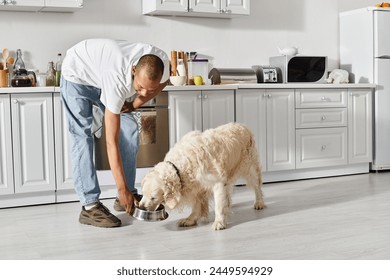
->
xmin=62 ymin=39 xmax=169 ymax=114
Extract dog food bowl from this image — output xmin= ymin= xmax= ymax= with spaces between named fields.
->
xmin=131 ymin=204 xmax=168 ymax=222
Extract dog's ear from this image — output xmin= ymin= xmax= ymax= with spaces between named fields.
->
xmin=153 ymin=162 xmax=182 ymax=209
xmin=162 ymin=177 xmax=182 ymax=209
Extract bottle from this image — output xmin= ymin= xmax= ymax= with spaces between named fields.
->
xmin=55 ymin=53 xmax=62 ymax=87
xmin=46 ymin=61 xmax=56 ymax=86
xmin=13 ymin=49 xmax=26 ymax=73
xmin=176 ymin=59 xmax=186 ymax=77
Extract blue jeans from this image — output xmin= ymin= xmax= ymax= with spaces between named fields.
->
xmin=60 ymin=78 xmax=139 ymax=206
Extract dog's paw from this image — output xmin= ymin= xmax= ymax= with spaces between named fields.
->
xmin=254 ymin=201 xmax=265 ymax=210
xmin=212 ymin=220 xmax=226 ymax=231
xmin=177 ymin=218 xmax=197 ymax=227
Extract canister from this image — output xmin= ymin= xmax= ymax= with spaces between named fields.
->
xmin=188 ymin=59 xmax=209 ymax=81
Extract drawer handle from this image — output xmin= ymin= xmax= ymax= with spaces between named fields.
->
xmin=321 ymin=96 xmax=328 ymax=102
xmin=321 ymin=115 xmax=327 ymax=121
xmin=321 ymin=145 xmax=327 ymax=151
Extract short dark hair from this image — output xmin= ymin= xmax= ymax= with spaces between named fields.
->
xmin=135 ymin=54 xmax=164 ymax=81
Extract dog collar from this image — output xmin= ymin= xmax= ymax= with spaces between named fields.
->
xmin=165 ymin=161 xmax=182 ymax=187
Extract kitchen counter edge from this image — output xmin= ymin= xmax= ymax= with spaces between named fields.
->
xmin=0 ymin=87 xmax=57 ymax=94
xmin=166 ymin=83 xmax=376 ymax=91
xmin=0 ymin=83 xmax=376 ymax=94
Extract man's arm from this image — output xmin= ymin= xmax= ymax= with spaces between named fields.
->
xmin=104 ymin=109 xmax=134 ymax=213
xmin=121 ymin=80 xmax=169 ymax=113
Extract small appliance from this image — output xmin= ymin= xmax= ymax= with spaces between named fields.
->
xmin=208 ymin=68 xmax=258 ymax=84
xmin=269 ymin=55 xmax=328 ymax=83
xmin=252 ymin=65 xmax=281 ymax=83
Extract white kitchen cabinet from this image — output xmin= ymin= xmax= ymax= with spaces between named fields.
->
xmin=296 ymin=127 xmax=348 ymax=169
xmin=202 ymin=90 xmax=235 ymax=130
xmin=41 ymin=0 xmax=83 ymax=12
xmin=11 ymin=93 xmax=56 ymax=194
xmin=0 ymin=0 xmax=82 ymax=12
xmin=168 ymin=89 xmax=234 ymax=147
xmin=53 ymin=93 xmax=73 ymax=193
xmin=0 ymin=94 xmax=14 ymax=195
xmin=295 ymin=89 xmax=348 ymax=169
xmin=348 ymin=89 xmax=372 ymax=164
xmin=169 ymin=90 xmax=202 ymax=146
xmin=143 ymin=0 xmax=187 ymax=13
xmin=235 ymin=89 xmax=267 ymax=169
xmin=0 ymin=0 xmax=43 ymax=11
xmin=142 ymin=0 xmax=250 ymax=18
xmin=236 ymin=89 xmax=295 ymax=172
xmin=191 ymin=0 xmax=250 ymax=14
xmin=266 ymin=89 xmax=296 ymax=171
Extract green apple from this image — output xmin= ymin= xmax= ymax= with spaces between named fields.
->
xmin=194 ymin=75 xmax=203 ymax=86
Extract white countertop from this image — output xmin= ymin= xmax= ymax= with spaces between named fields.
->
xmin=166 ymin=83 xmax=376 ymax=91
xmin=236 ymin=83 xmax=376 ymax=89
xmin=0 ymin=86 xmax=57 ymax=94
xmin=0 ymin=83 xmax=376 ymax=94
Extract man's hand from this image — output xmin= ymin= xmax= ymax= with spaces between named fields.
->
xmin=118 ymin=188 xmax=135 ymax=215
xmin=120 ymin=101 xmax=135 ymax=113
xmin=131 ymin=80 xmax=169 ymax=109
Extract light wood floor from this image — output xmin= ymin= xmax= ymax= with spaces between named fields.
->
xmin=1 ymin=172 xmax=389 ymax=260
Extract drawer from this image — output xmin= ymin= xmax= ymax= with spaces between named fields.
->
xmin=296 ymin=108 xmax=347 ymax=128
xmin=296 ymin=127 xmax=347 ymax=169
xmin=295 ymin=89 xmax=347 ymax=108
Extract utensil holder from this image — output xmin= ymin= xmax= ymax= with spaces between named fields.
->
xmin=0 ymin=69 xmax=8 ymax=88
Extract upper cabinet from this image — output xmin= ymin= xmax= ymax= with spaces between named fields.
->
xmin=41 ymin=0 xmax=83 ymax=12
xmin=0 ymin=0 xmax=44 ymax=12
xmin=143 ymin=0 xmax=250 ymax=18
xmin=0 ymin=0 xmax=83 ymax=12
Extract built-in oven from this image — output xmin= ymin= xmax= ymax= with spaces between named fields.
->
xmin=94 ymin=91 xmax=169 ymax=169
xmin=134 ymin=91 xmax=169 ymax=167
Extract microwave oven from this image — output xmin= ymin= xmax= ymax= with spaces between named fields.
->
xmin=269 ymin=56 xmax=327 ymax=83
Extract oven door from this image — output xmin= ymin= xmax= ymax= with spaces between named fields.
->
xmin=134 ymin=107 xmax=169 ymax=167
xmin=94 ymin=106 xmax=169 ymax=170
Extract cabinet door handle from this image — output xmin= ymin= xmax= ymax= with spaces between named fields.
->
xmin=321 ymin=96 xmax=327 ymax=102
xmin=13 ymin=99 xmax=18 ymax=104
xmin=198 ymin=95 xmax=202 ymax=99
xmin=350 ymin=92 xmax=360 ymax=97
xmin=321 ymin=115 xmax=327 ymax=121
xmin=204 ymin=94 xmax=208 ymax=99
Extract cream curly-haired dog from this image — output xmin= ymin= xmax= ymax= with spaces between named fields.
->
xmin=139 ymin=122 xmax=265 ymax=230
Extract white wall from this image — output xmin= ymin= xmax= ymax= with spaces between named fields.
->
xmin=0 ymin=0 xmax=380 ymax=74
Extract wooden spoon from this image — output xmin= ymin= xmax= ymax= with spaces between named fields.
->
xmin=6 ymin=56 xmax=14 ymax=67
xmin=2 ymin=48 xmax=9 ymax=69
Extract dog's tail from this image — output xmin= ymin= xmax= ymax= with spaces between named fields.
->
xmin=238 ymin=123 xmax=262 ymax=172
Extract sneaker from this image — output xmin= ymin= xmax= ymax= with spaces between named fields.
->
xmin=79 ymin=202 xmax=121 ymax=228
xmin=113 ymin=193 xmax=143 ymax=212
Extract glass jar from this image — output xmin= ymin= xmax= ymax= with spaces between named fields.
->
xmin=11 ymin=69 xmax=33 ymax=87
xmin=13 ymin=49 xmax=26 ymax=73
xmin=46 ymin=61 xmax=56 ymax=86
